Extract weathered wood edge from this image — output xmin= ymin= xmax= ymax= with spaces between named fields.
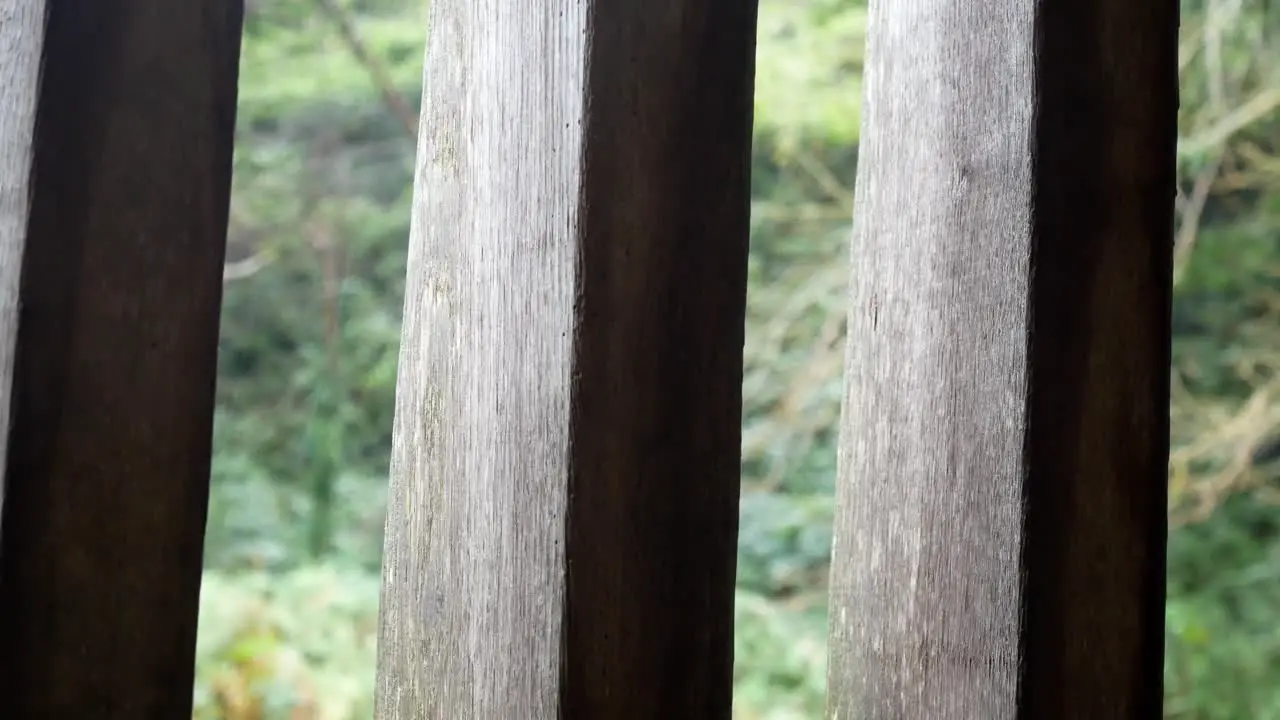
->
xmin=0 ymin=1 xmax=48 ymax=546
xmin=828 ymin=0 xmax=1177 ymax=717
xmin=374 ymin=3 xmax=589 ymax=715
xmin=374 ymin=1 xmax=758 ymax=718
xmin=0 ymin=2 xmax=244 ymax=716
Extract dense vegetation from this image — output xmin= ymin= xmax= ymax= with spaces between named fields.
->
xmin=196 ymin=0 xmax=1280 ymax=717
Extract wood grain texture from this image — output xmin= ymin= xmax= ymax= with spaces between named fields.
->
xmin=0 ymin=3 xmax=47 ymax=540
xmin=0 ymin=2 xmax=243 ymax=717
xmin=828 ymin=0 xmax=1177 ymax=717
xmin=374 ymin=1 xmax=757 ymax=718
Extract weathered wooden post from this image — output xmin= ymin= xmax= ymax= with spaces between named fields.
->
xmin=373 ymin=1 xmax=758 ymax=717
xmin=0 ymin=2 xmax=243 ymax=716
xmin=829 ymin=1 xmax=1177 ymax=718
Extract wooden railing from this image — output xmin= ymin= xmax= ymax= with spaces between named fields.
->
xmin=0 ymin=1 xmax=1176 ymax=718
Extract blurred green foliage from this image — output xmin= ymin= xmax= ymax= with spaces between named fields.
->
xmin=200 ymin=0 xmax=1280 ymax=717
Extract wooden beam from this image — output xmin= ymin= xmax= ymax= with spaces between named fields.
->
xmin=828 ymin=1 xmax=1177 ymax=717
xmin=0 ymin=2 xmax=243 ymax=717
xmin=374 ymin=1 xmax=758 ymax=717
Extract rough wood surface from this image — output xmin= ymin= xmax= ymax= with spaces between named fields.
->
xmin=0 ymin=2 xmax=243 ymax=717
xmin=374 ymin=1 xmax=758 ymax=717
xmin=0 ymin=2 xmax=47 ymax=541
xmin=828 ymin=1 xmax=1178 ymax=718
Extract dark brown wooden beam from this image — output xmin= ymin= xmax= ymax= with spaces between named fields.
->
xmin=828 ymin=0 xmax=1177 ymax=717
xmin=0 ymin=1 xmax=243 ymax=716
xmin=373 ymin=1 xmax=758 ymax=717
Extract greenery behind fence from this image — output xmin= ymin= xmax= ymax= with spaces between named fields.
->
xmin=197 ymin=1 xmax=1280 ymax=717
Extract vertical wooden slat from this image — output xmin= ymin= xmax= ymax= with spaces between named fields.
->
xmin=374 ymin=1 xmax=758 ymax=717
xmin=828 ymin=0 xmax=1177 ymax=718
xmin=0 ymin=2 xmax=243 ymax=717
xmin=0 ymin=3 xmax=46 ymax=538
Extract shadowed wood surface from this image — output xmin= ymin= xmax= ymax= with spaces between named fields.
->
xmin=0 ymin=2 xmax=243 ymax=717
xmin=828 ymin=0 xmax=1177 ymax=717
xmin=373 ymin=1 xmax=758 ymax=718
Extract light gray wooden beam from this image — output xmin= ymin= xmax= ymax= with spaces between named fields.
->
xmin=828 ymin=0 xmax=1177 ymax=717
xmin=374 ymin=1 xmax=759 ymax=718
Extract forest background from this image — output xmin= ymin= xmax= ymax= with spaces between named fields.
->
xmin=195 ymin=1 xmax=1280 ymax=717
